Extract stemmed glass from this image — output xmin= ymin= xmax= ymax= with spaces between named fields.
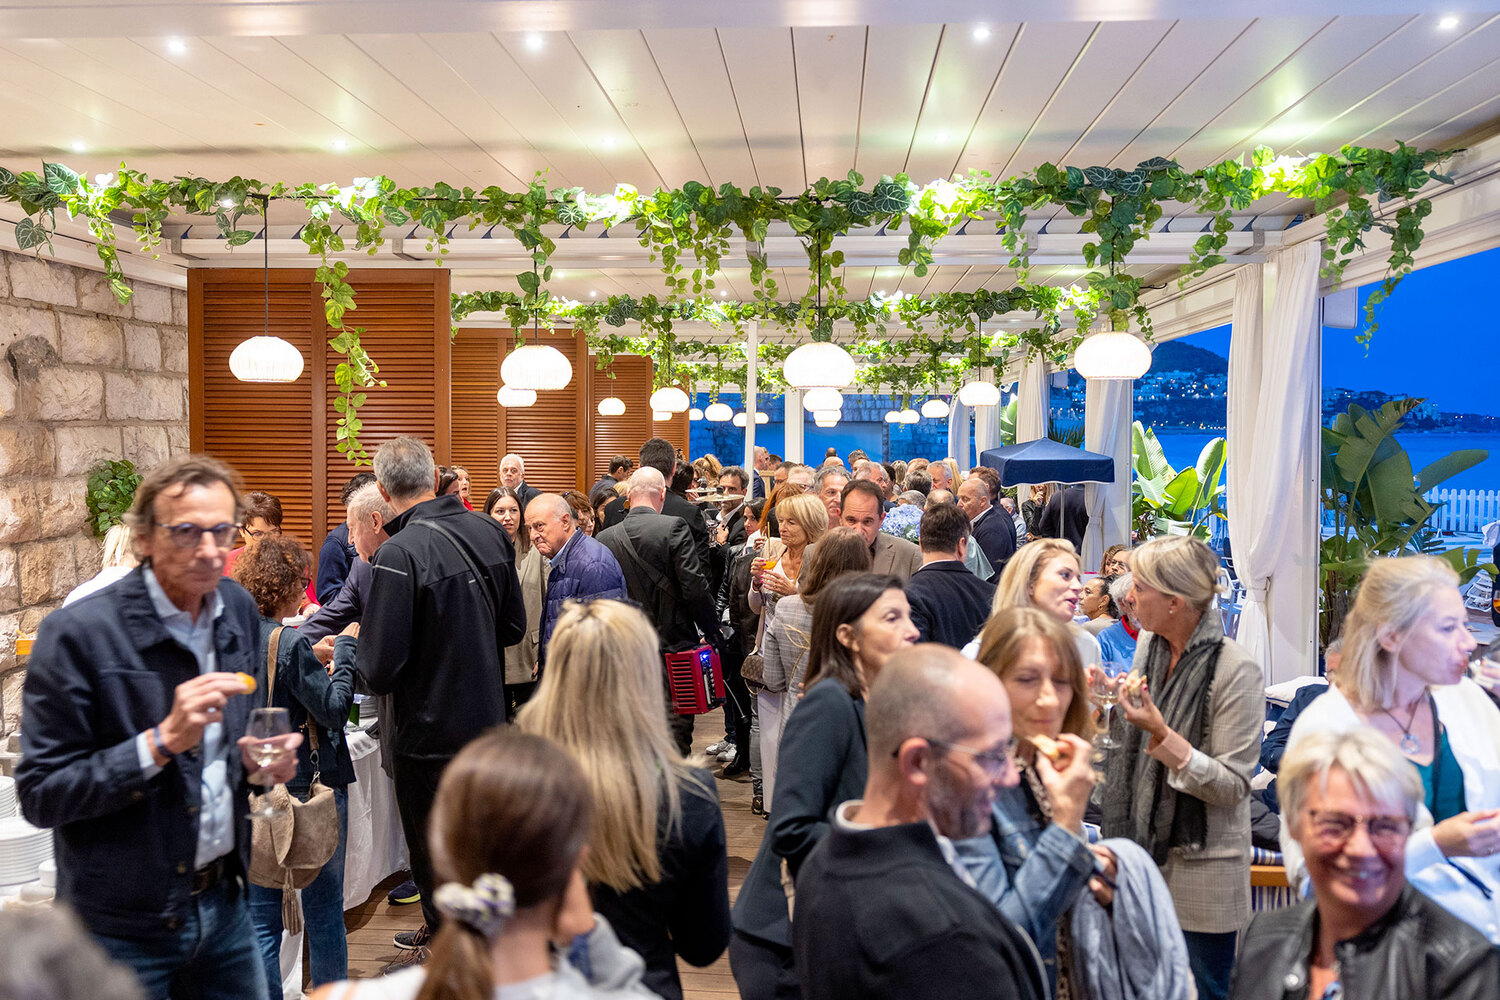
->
xmin=246 ymin=707 xmax=291 ymax=818
xmin=1091 ymin=661 xmax=1130 ymax=750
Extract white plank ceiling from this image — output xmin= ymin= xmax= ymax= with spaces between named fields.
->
xmin=1 ymin=1 xmax=1498 ymax=314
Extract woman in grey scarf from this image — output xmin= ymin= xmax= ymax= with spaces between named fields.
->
xmin=1101 ymin=536 xmax=1263 ymax=1000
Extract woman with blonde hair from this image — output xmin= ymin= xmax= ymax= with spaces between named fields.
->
xmin=520 ymin=600 xmax=730 ymax=1000
xmin=64 ymin=522 xmax=140 ymax=605
xmin=751 ymin=491 xmax=828 ymax=624
xmin=314 ymin=730 xmax=657 ymax=1000
xmin=959 ymin=607 xmax=1112 ymax=998
xmin=1280 ymin=554 xmax=1500 ymax=945
xmin=692 ymin=455 xmax=722 ymax=492
xmin=1102 ymin=535 xmax=1262 ymax=1000
xmin=966 ymin=537 xmax=1101 ymax=670
xmin=1022 ymin=483 xmax=1053 ymax=541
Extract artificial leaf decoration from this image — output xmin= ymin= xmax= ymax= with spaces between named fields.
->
xmin=85 ymin=459 xmax=142 ymax=538
xmin=14 ymin=217 xmax=50 ymax=250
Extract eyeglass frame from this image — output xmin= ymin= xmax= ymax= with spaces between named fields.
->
xmin=154 ymin=520 xmax=243 ymax=550
xmin=1302 ymin=808 xmax=1412 ymax=852
xmin=894 ymin=736 xmax=1018 ymax=779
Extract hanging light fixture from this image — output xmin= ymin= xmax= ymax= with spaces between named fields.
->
xmin=497 ymin=384 xmax=536 ymax=407
xmin=705 ymin=401 xmax=733 ymax=422
xmin=649 ymin=386 xmax=690 ymax=412
xmin=230 ymin=193 xmax=304 ymax=383
xmin=813 ymin=409 xmax=840 ymax=426
xmin=689 ymin=407 xmax=705 ymax=421
xmin=597 ymin=396 xmax=626 ymax=416
xmin=884 ymin=410 xmax=902 ymax=424
xmin=897 ymin=408 xmax=920 ymax=424
xmin=501 ymin=257 xmax=573 ymax=390
xmin=1074 ymin=326 xmax=1152 ymax=380
xmin=921 ymin=397 xmax=951 ymax=419
xmin=732 ymin=412 xmax=749 ymax=427
xmin=783 ymin=234 xmax=855 ymax=388
xmin=754 ymin=411 xmax=769 ymax=425
xmin=957 ymin=378 xmax=1001 ymax=406
xmin=802 ymin=387 xmax=844 ymax=412
xmin=653 ymin=410 xmax=672 ymax=421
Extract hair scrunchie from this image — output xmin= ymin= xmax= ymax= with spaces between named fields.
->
xmin=433 ymin=873 xmax=516 ymax=938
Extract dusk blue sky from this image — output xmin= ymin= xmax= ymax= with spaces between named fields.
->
xmin=1182 ymin=243 xmax=1497 ymax=416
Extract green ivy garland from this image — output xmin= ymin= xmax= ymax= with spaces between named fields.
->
xmin=0 ymin=142 xmax=1455 ymax=462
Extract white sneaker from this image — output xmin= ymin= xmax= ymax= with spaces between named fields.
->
xmin=705 ymin=740 xmax=730 ymax=755
xmin=717 ymin=744 xmax=737 ymax=762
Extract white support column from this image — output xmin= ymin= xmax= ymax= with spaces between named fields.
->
xmin=784 ymin=388 xmax=804 ymax=464
xmin=948 ymin=400 xmax=970 ymax=465
xmin=743 ymin=320 xmax=759 ymax=474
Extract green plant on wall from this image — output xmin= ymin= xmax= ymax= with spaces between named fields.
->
xmin=1319 ymin=398 xmax=1494 ymax=646
xmin=1130 ymin=422 xmax=1227 ymax=540
xmin=85 ymin=459 xmax=142 ymax=537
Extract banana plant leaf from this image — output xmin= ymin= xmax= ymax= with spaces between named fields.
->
xmin=1414 ymin=450 xmax=1488 ymax=493
xmin=1132 ymin=422 xmax=1174 ymax=483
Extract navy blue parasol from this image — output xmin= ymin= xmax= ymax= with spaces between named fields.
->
xmin=979 ymin=438 xmax=1116 ymax=487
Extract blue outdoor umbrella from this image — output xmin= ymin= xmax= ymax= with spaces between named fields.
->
xmin=978 ymin=438 xmax=1116 ymax=487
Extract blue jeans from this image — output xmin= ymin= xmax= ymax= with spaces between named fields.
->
xmin=94 ymin=876 xmax=270 ymax=1000
xmin=1183 ymin=929 xmax=1237 ymax=1000
xmin=248 ymin=786 xmax=349 ymax=992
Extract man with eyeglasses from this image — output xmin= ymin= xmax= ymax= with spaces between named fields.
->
xmin=18 ymin=454 xmax=301 ymax=1000
xmin=791 ymin=645 xmax=1044 ymax=1000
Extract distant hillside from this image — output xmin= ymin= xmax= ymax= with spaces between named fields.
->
xmin=1148 ymin=339 xmax=1228 ymax=376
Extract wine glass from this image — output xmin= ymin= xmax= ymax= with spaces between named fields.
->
xmin=1091 ymin=661 xmax=1129 ymax=750
xmin=246 ymin=707 xmax=291 ymax=818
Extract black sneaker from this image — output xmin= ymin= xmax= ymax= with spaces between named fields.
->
xmin=394 ymin=924 xmax=431 ymax=951
xmin=387 ymin=878 xmax=421 ymax=906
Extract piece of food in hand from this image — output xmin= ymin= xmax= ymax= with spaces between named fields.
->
xmin=235 ymin=672 xmax=257 ymax=694
xmin=1028 ymin=734 xmax=1062 ymax=760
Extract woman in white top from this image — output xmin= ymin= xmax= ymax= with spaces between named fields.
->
xmin=963 ymin=538 xmax=1102 ymax=671
xmin=1281 ymin=554 xmax=1500 ymax=943
xmin=312 ymin=730 xmax=656 ymax=1000
xmin=63 ymin=522 xmax=138 ymax=605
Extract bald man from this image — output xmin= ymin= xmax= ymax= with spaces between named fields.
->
xmin=793 ymin=646 xmax=1044 ymax=1000
xmin=957 ymin=476 xmax=1017 ymax=582
xmin=526 ymin=493 xmax=627 ymax=661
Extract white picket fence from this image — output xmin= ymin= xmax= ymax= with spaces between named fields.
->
xmin=1424 ymin=489 xmax=1500 ymax=533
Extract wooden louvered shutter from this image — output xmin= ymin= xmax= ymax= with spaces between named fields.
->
xmin=498 ymin=331 xmax=588 ymax=493
xmin=587 ymin=355 xmax=655 ymax=484
xmin=320 ymin=272 xmax=451 ymax=527
xmin=190 ymin=269 xmax=321 ymax=545
xmin=450 ymin=328 xmax=502 ymax=496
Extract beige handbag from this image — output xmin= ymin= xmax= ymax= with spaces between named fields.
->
xmin=248 ymin=626 xmax=339 ymax=935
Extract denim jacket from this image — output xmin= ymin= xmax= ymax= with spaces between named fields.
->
xmin=954 ymin=777 xmax=1095 ymax=991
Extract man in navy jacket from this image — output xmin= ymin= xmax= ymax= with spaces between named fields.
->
xmin=527 ymin=492 xmax=628 ymax=662
xmin=957 ymin=475 xmax=1017 ymax=582
xmin=18 ymin=455 xmax=300 ymax=999
xmin=904 ymin=503 xmax=997 ymax=648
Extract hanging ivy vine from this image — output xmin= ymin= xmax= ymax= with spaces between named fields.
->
xmin=0 ymin=142 xmax=1456 ymax=461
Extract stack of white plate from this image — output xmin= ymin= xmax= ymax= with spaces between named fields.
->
xmin=0 ymin=817 xmax=51 ymax=887
xmin=0 ymin=776 xmax=17 ymax=819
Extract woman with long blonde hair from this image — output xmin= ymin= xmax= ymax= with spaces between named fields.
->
xmin=520 ymin=600 xmax=730 ymax=1000
xmin=965 ymin=537 xmax=1101 ymax=670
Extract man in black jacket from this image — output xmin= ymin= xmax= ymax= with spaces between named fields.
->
xmin=904 ymin=503 xmax=997 ymax=648
xmin=957 ymin=474 xmax=1017 ymax=582
xmin=359 ymin=436 xmax=526 ymax=949
xmin=18 ymin=454 xmax=301 ymax=1000
xmin=714 ymin=465 xmax=751 ymax=550
xmin=499 ymin=452 xmax=540 ymax=513
xmin=793 ymin=646 xmax=1043 ymax=1000
xmin=598 ymin=467 xmax=724 ymax=755
xmin=1039 ymin=483 xmax=1090 ymax=551
xmin=640 ymin=436 xmax=712 ymax=571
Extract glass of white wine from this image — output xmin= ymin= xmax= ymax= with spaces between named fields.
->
xmin=1092 ymin=662 xmax=1128 ymax=750
xmin=247 ymin=707 xmax=291 ymax=818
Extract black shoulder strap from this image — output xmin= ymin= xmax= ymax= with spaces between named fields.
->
xmin=418 ymin=518 xmax=499 ymax=625
xmin=613 ymin=523 xmax=681 ymax=628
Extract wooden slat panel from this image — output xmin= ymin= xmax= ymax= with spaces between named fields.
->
xmin=451 ymin=328 xmax=501 ymax=495
xmin=499 ymin=331 xmax=588 ymax=493
xmin=191 ymin=270 xmax=319 ymax=546
xmin=588 ymin=354 xmax=655 ymax=484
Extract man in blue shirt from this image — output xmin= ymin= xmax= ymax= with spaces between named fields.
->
xmin=313 ymin=471 xmax=374 ymax=605
xmin=19 ymin=454 xmax=301 ymax=999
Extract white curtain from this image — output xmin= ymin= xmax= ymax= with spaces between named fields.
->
xmin=974 ymin=403 xmax=1000 ymax=461
xmin=1226 ymin=242 xmax=1322 ymax=679
xmin=1083 ymin=379 xmax=1133 ymax=571
xmin=947 ymin=400 xmax=970 ymax=464
xmin=1017 ymin=358 xmax=1048 ymax=443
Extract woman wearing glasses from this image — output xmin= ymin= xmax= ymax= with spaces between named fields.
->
xmin=1280 ymin=555 xmax=1500 ymax=944
xmin=1231 ymin=728 xmax=1500 ymax=999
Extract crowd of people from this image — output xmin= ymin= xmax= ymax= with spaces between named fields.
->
xmin=10 ymin=437 xmax=1500 ymax=1000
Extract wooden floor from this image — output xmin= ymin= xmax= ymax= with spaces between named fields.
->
xmin=343 ymin=708 xmax=757 ymax=998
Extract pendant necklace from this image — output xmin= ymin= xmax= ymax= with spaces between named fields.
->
xmin=1379 ymin=689 xmax=1428 ymax=757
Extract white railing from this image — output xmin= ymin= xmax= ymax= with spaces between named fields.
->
xmin=1424 ymin=489 xmax=1500 ymax=533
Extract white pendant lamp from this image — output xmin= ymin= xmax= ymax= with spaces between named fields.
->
xmin=884 ymin=411 xmax=901 ymax=424
xmin=1074 ymin=327 xmax=1152 ymax=380
xmin=754 ymin=411 xmax=769 ymax=425
xmin=920 ymin=397 xmax=951 ymax=419
xmin=897 ymin=408 xmax=920 ymax=424
xmin=705 ymin=401 xmax=733 ymax=422
xmin=732 ymin=412 xmax=748 ymax=427
xmin=232 ymin=194 xmax=304 ymax=383
xmin=689 ymin=407 xmax=705 ymax=421
xmin=813 ymin=409 xmax=840 ymax=427
xmin=597 ymin=396 xmax=626 ymax=416
xmin=649 ymin=386 xmax=690 ymax=413
xmin=502 ymin=343 xmax=573 ymax=391
xmin=802 ymin=387 xmax=844 ymax=412
xmin=784 ymin=341 xmax=856 ymax=389
xmin=230 ymin=336 xmax=304 ymax=383
xmin=497 ymin=384 xmax=537 ymax=407
xmin=957 ymin=379 xmax=1001 ymax=407
xmin=653 ymin=410 xmax=672 ymax=422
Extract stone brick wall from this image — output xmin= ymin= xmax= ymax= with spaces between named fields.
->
xmin=0 ymin=250 xmax=189 ymax=736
